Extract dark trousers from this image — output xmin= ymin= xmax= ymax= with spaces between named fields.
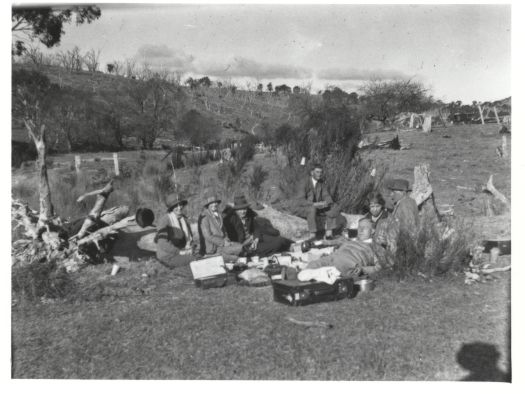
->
xmin=306 ymin=204 xmax=342 ymax=233
xmin=156 ymin=239 xmax=195 ymax=275
xmin=254 ymin=234 xmax=293 ymax=257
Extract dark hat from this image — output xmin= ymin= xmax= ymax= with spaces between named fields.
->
xmin=135 ymin=208 xmax=155 ymax=228
xmin=165 ymin=193 xmax=188 ymax=210
xmin=232 ymin=195 xmax=250 ymax=210
xmin=204 ymin=195 xmax=221 ymax=207
xmin=386 ymin=178 xmax=412 ymax=192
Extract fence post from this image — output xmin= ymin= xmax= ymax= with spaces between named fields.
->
xmin=74 ymin=155 xmax=81 ymax=173
xmin=422 ymin=116 xmax=432 ymax=133
xmin=477 ymin=105 xmax=485 ymax=125
xmin=494 ymin=106 xmax=500 ymax=125
xmin=113 ymin=152 xmax=120 ymax=176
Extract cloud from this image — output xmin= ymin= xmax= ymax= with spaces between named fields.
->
xmin=199 ymin=57 xmax=312 ymax=79
xmin=132 ymin=45 xmax=408 ymax=83
xmin=137 ymin=44 xmax=174 ymax=59
xmin=135 ymin=45 xmax=195 ymax=70
xmin=317 ymin=67 xmax=409 ymax=81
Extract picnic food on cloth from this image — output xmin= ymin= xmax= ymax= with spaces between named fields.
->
xmin=297 ymin=266 xmax=341 ymax=285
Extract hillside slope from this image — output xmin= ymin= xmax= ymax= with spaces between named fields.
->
xmin=12 ymin=63 xmax=294 ymax=147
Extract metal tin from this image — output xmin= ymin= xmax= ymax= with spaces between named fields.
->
xmin=356 ymin=278 xmax=376 ymax=292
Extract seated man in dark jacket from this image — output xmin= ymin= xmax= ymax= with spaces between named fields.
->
xmin=223 ymin=195 xmax=292 ymax=257
xmin=295 ymin=162 xmax=346 ymax=240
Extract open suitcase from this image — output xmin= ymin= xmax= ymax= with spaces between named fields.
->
xmin=272 ymin=277 xmax=356 ymax=306
xmin=190 ymin=256 xmax=238 ymax=290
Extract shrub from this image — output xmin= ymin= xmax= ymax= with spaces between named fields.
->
xmin=217 ymin=161 xmax=238 ymax=191
xmin=231 ymin=135 xmax=257 ymax=173
xmin=12 ymin=257 xmax=74 ymax=301
xmin=324 ymin=152 xmax=387 ymax=213
xmin=248 ymin=164 xmax=268 ymax=199
xmin=12 ymin=177 xmax=37 ymax=202
xmin=386 ymin=216 xmax=473 ymax=280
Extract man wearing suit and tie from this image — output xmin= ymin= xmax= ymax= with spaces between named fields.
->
xmin=298 ymin=163 xmax=344 ymax=240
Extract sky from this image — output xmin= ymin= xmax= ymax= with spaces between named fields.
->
xmin=14 ymin=3 xmax=511 ymax=103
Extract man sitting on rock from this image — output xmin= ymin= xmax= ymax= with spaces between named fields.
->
xmin=296 ymin=162 xmax=346 ymax=240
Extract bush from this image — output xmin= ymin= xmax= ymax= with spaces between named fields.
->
xmin=12 ymin=257 xmax=74 ymax=301
xmin=386 ymin=217 xmax=473 ymax=280
xmin=248 ymin=164 xmax=268 ymax=199
xmin=217 ymin=161 xmax=238 ymax=191
xmin=324 ymin=152 xmax=387 ymax=213
xmin=231 ymin=135 xmax=257 ymax=173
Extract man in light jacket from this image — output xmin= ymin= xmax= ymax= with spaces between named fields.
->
xmin=198 ymin=194 xmax=242 ymax=260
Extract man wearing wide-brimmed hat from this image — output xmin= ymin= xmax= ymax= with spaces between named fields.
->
xmin=198 ymin=194 xmax=243 ymax=259
xmin=385 ymin=178 xmax=419 ymax=241
xmin=223 ymin=195 xmax=292 ymax=257
xmin=154 ymin=193 xmax=197 ymax=272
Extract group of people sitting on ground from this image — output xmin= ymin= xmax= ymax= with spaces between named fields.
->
xmin=154 ymin=192 xmax=292 ymax=274
xmin=153 ymin=161 xmax=421 ymax=279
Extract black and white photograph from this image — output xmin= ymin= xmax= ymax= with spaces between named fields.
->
xmin=8 ymin=1 xmax=517 ymax=383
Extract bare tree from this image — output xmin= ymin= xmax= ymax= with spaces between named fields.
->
xmin=83 ymin=48 xmax=101 ymax=72
xmin=12 ymin=70 xmax=56 ymax=227
xmin=124 ymin=57 xmax=137 ymax=78
xmin=359 ymin=78 xmax=433 ymax=122
xmin=23 ymin=45 xmax=44 ymax=65
xmin=56 ymin=46 xmax=83 ymax=72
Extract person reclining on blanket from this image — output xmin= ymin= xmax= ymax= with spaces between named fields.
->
xmin=302 ymin=218 xmax=385 ymax=277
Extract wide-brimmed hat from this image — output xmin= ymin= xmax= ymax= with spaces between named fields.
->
xmin=135 ymin=208 xmax=155 ymax=228
xmin=233 ymin=195 xmax=250 ymax=210
xmin=204 ymin=195 xmax=221 ymax=207
xmin=165 ymin=193 xmax=188 ymax=210
xmin=386 ymin=178 xmax=412 ymax=192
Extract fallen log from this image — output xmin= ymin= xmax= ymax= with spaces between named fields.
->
xmin=255 ymin=204 xmax=311 ymax=240
xmin=76 ymin=215 xmax=136 ymax=248
xmin=74 ymin=180 xmax=114 ymax=239
xmin=483 ymin=175 xmax=509 ymax=208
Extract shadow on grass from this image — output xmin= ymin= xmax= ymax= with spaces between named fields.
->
xmin=456 ymin=342 xmax=510 ymax=382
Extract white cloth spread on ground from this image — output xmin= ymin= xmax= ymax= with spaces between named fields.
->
xmin=297 ymin=266 xmax=341 ymax=285
xmin=168 ymin=212 xmax=193 ymax=254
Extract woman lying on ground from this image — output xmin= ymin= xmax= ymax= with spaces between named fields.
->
xmin=154 ymin=193 xmax=197 ymax=274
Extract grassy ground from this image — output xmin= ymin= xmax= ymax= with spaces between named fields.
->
xmin=11 ymin=259 xmax=510 ymax=380
xmin=11 ymin=123 xmax=511 ymax=380
xmin=363 ymin=124 xmax=511 ymax=217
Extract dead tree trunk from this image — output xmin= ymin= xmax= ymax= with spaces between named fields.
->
xmin=24 ymin=120 xmax=54 ymax=229
xmin=482 ymin=175 xmax=510 ymax=215
xmin=410 ymin=163 xmax=441 ymax=223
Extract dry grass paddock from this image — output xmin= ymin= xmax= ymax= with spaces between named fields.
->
xmin=12 ymin=259 xmax=510 ymax=380
xmin=11 ymin=123 xmax=511 ymax=380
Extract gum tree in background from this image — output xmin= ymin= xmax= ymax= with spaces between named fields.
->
xmin=12 ymin=5 xmax=101 ymax=55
